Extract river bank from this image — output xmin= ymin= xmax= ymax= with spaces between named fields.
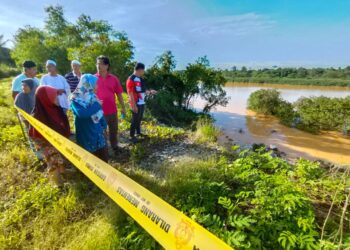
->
xmin=194 ymin=83 xmax=350 ymax=166
xmin=1 ymin=77 xmax=350 ymax=249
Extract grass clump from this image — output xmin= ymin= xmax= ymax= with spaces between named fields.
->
xmin=194 ymin=117 xmax=221 ymax=143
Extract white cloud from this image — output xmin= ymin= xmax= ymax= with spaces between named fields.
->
xmin=190 ymin=13 xmax=275 ymax=36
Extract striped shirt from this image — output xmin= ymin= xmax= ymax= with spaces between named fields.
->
xmin=65 ymin=72 xmax=81 ymax=92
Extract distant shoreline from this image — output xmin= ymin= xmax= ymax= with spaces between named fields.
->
xmin=224 ymin=77 xmax=350 ymax=87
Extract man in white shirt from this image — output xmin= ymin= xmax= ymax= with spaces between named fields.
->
xmin=40 ymin=60 xmax=71 ymax=111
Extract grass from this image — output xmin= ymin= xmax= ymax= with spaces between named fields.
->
xmin=193 ymin=117 xmax=221 ymax=144
xmin=1 ymin=77 xmax=350 ymax=249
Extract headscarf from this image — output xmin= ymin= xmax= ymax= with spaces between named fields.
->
xmin=71 ymin=74 xmax=103 ymax=123
xmin=29 ymin=86 xmax=70 ymax=139
xmin=14 ymin=78 xmax=36 ymax=114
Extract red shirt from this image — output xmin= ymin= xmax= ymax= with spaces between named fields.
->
xmin=95 ymin=73 xmax=123 ymax=115
xmin=126 ymin=74 xmax=146 ymax=106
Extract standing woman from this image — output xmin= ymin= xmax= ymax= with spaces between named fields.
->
xmin=71 ymin=74 xmax=108 ymax=162
xmin=29 ymin=86 xmax=70 ymax=186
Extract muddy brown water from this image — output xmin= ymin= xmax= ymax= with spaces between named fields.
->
xmin=194 ymin=83 xmax=350 ymax=165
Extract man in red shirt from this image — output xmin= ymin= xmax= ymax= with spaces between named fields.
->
xmin=95 ymin=55 xmax=126 ymax=151
xmin=126 ymin=62 xmax=156 ymax=143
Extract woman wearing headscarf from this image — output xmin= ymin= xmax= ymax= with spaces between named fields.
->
xmin=71 ymin=74 xmax=108 ymax=162
xmin=14 ymin=78 xmax=37 ymax=114
xmin=29 ymin=86 xmax=71 ymax=186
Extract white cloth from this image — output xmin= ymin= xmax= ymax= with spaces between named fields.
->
xmin=40 ymin=74 xmax=71 ymax=109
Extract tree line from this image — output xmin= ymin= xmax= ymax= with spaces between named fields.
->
xmin=223 ymin=66 xmax=350 ymax=86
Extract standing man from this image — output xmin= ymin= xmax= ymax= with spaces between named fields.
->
xmin=95 ymin=55 xmax=126 ymax=151
xmin=126 ymin=62 xmax=156 ymax=143
xmin=40 ymin=60 xmax=71 ymax=112
xmin=12 ymin=60 xmax=39 ymax=99
xmin=65 ymin=60 xmax=82 ymax=93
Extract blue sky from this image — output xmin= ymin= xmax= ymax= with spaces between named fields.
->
xmin=1 ymin=0 xmax=350 ymax=68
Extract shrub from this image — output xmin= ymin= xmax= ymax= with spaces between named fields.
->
xmin=194 ymin=117 xmax=221 ymax=143
xmin=247 ymin=89 xmax=282 ymax=115
xmin=0 ymin=64 xmax=20 ymax=79
xmin=295 ymin=96 xmax=350 ymax=132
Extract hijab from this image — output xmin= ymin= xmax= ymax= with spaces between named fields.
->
xmin=29 ymin=86 xmax=70 ymax=138
xmin=71 ymin=74 xmax=103 ymax=123
xmin=14 ymin=78 xmax=36 ymax=114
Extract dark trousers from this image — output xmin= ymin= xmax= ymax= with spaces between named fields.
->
xmin=130 ymin=105 xmax=145 ymax=137
xmin=92 ymin=146 xmax=108 ymax=162
xmin=104 ymin=113 xmax=118 ymax=149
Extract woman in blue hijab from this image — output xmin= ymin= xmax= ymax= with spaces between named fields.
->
xmin=71 ymin=74 xmax=108 ymax=162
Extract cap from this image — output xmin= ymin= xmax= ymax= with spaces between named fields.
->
xmin=46 ymin=60 xmax=57 ymax=66
xmin=71 ymin=60 xmax=81 ymax=65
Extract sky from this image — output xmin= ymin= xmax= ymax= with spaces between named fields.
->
xmin=1 ymin=0 xmax=350 ymax=69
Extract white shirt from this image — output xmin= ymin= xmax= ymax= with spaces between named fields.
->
xmin=40 ymin=74 xmax=71 ymax=109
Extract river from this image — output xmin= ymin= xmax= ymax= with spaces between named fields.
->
xmin=194 ymin=83 xmax=350 ymax=165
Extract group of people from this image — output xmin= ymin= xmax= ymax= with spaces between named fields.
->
xmin=12 ymin=56 xmax=154 ymax=185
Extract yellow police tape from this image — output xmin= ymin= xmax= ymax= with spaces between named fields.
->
xmin=18 ymin=109 xmax=233 ymax=250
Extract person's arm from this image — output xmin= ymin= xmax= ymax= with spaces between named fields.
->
xmin=71 ymin=101 xmax=101 ymax=118
xmin=64 ymin=78 xmax=71 ymax=96
xmin=127 ymin=92 xmax=138 ymax=113
xmin=115 ymin=78 xmax=126 ymax=115
xmin=126 ymin=78 xmax=138 ymax=113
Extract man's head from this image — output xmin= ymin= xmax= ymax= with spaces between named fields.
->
xmin=71 ymin=60 xmax=81 ymax=73
xmin=96 ymin=55 xmax=110 ymax=74
xmin=46 ymin=60 xmax=57 ymax=75
xmin=21 ymin=78 xmax=35 ymax=94
xmin=134 ymin=62 xmax=145 ymax=77
xmin=22 ymin=60 xmax=37 ymax=78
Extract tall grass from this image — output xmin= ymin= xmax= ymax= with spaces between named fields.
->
xmin=194 ymin=117 xmax=221 ymax=143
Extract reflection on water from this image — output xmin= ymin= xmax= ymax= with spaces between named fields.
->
xmin=194 ymin=83 xmax=350 ymax=165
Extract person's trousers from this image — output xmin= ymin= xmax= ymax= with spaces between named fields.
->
xmin=92 ymin=146 xmax=108 ymax=162
xmin=130 ymin=105 xmax=145 ymax=137
xmin=104 ymin=113 xmax=118 ymax=149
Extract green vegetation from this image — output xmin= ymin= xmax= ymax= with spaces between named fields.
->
xmin=193 ymin=117 xmax=221 ymax=143
xmin=10 ymin=5 xmax=134 ymax=81
xmin=1 ymin=4 xmax=350 ymax=250
xmin=247 ymin=89 xmax=350 ymax=133
xmin=1 ymin=75 xmax=350 ymax=249
xmin=0 ymin=35 xmax=19 ymax=78
xmin=146 ymin=51 xmax=228 ymax=126
xmin=224 ymin=67 xmax=350 ymax=86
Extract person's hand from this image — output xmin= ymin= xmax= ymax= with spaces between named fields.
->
xmin=132 ymin=105 xmax=138 ymax=113
xmin=57 ymin=89 xmax=65 ymax=95
xmin=150 ymin=89 xmax=158 ymax=95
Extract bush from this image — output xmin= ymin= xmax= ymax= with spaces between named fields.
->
xmin=247 ymin=89 xmax=350 ymax=133
xmin=0 ymin=64 xmax=20 ymax=78
xmin=146 ymin=91 xmax=200 ymax=127
xmin=194 ymin=117 xmax=221 ymax=143
xmin=295 ymin=96 xmax=350 ymax=132
xmin=247 ymin=89 xmax=282 ymax=115
xmin=247 ymin=89 xmax=297 ymax=126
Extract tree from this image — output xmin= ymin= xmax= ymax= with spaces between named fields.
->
xmin=11 ymin=5 xmax=134 ymax=76
xmin=11 ymin=26 xmax=49 ymax=71
xmin=146 ymin=51 xmax=228 ymax=119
